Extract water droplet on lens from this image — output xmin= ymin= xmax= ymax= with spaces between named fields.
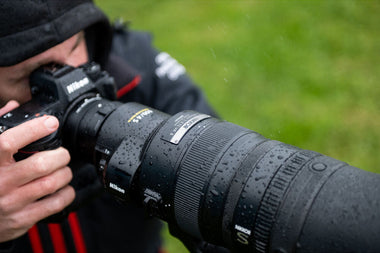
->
xmin=255 ymin=176 xmax=266 ymax=181
xmin=211 ymin=190 xmax=219 ymax=196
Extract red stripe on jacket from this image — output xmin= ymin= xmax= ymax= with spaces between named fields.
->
xmin=28 ymin=225 xmax=44 ymax=253
xmin=28 ymin=212 xmax=86 ymax=253
xmin=68 ymin=212 xmax=87 ymax=253
xmin=116 ymin=75 xmax=141 ymax=99
xmin=47 ymin=224 xmax=67 ymax=253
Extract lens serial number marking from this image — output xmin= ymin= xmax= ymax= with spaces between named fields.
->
xmin=128 ymin=108 xmax=153 ymax=123
xmin=169 ymin=114 xmax=210 ymax=144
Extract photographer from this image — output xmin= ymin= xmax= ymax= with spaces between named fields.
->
xmin=0 ymin=1 xmax=216 ymax=252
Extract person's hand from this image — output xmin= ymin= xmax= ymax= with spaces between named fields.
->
xmin=0 ymin=101 xmax=75 ymax=242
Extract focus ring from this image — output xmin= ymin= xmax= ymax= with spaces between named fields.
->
xmin=174 ymin=121 xmax=248 ymax=239
xmin=253 ymin=150 xmax=317 ymax=253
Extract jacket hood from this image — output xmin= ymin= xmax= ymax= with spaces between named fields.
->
xmin=0 ymin=0 xmax=112 ymax=67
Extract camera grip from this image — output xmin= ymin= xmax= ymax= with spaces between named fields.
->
xmin=13 ymin=130 xmax=61 ymax=161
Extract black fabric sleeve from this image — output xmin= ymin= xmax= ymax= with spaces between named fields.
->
xmin=0 ymin=241 xmax=14 ymax=253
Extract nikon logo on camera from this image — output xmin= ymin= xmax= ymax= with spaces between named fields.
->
xmin=109 ymin=182 xmax=125 ymax=194
xmin=66 ymin=77 xmax=90 ymax=94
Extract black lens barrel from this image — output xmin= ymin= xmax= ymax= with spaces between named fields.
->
xmin=65 ymin=100 xmax=380 ymax=253
xmin=139 ymin=109 xmax=380 ymax=252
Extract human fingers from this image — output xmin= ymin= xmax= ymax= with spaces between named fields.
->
xmin=0 ymin=116 xmax=59 ymax=164
xmin=0 ymin=100 xmax=19 ymax=116
xmin=0 ymin=166 xmax=73 ymax=215
xmin=0 ymin=185 xmax=75 ymax=242
xmin=21 ymin=185 xmax=75 ymax=224
xmin=0 ymin=147 xmax=72 ymax=243
xmin=0 ymin=147 xmax=70 ymax=189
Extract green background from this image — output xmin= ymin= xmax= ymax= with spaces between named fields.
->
xmin=95 ymin=1 xmax=380 ymax=252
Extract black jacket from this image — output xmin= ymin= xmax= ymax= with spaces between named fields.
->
xmin=4 ymin=25 xmax=216 ymax=253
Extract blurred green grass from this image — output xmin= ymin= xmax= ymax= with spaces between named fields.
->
xmin=96 ymin=1 xmax=380 ymax=252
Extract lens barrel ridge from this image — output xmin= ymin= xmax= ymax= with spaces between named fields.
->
xmin=222 ymin=139 xmax=280 ymax=248
xmin=268 ymin=153 xmax=346 ymax=253
xmin=251 ymin=149 xmax=319 ymax=253
xmin=199 ymin=131 xmax=270 ymax=245
xmin=174 ymin=121 xmax=255 ymax=240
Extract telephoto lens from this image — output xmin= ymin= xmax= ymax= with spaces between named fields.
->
xmin=65 ymin=97 xmax=380 ymax=253
xmin=3 ymin=63 xmax=378 ymax=252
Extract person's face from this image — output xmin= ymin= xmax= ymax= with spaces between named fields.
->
xmin=0 ymin=32 xmax=88 ymax=107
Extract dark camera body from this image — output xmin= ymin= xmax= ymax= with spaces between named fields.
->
xmin=1 ymin=63 xmax=379 ymax=253
xmin=0 ymin=63 xmax=116 ymax=154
